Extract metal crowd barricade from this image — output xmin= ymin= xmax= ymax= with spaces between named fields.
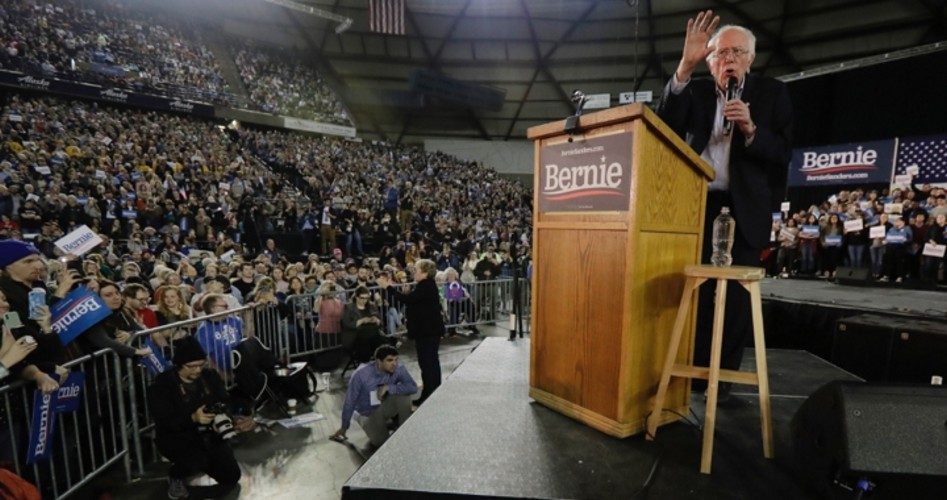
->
xmin=284 ymin=292 xmax=348 ymax=360
xmin=0 ymin=349 xmax=130 ymax=499
xmin=439 ymin=278 xmax=515 ymax=330
xmin=123 ymin=305 xmax=257 ymax=476
xmin=280 ymin=278 xmax=527 ymax=361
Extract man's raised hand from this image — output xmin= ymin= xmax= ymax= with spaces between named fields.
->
xmin=676 ymin=10 xmax=720 ymax=82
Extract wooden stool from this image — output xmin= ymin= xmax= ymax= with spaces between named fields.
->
xmin=646 ymin=264 xmax=773 ymax=474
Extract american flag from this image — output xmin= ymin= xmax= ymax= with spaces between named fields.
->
xmin=369 ymin=0 xmax=405 ymax=35
xmin=895 ymin=134 xmax=947 ymax=183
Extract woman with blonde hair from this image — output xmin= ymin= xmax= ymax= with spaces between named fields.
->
xmin=248 ymin=277 xmax=290 ymax=347
xmin=155 ymin=285 xmax=192 ymax=325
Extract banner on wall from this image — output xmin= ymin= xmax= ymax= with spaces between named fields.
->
xmin=0 ymin=70 xmax=215 ymax=118
xmin=788 ymin=139 xmax=896 ymax=187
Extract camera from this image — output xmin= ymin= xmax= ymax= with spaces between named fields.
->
xmin=205 ymin=402 xmax=229 ymax=415
xmin=203 ymin=402 xmax=237 ymax=440
xmin=211 ymin=413 xmax=237 ymax=440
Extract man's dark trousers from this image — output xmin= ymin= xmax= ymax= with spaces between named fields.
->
xmin=694 ymin=190 xmax=760 ymax=374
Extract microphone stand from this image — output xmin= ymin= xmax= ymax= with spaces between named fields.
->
xmin=564 ymin=90 xmax=589 ymax=136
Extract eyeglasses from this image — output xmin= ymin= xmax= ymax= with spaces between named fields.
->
xmin=710 ymin=47 xmax=750 ymax=60
xmin=357 ymin=295 xmax=370 ymax=300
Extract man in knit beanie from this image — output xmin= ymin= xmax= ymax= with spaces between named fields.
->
xmin=0 ymin=240 xmax=71 ymax=393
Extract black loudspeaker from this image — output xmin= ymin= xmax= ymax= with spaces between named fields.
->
xmin=833 ymin=314 xmax=947 ymax=383
xmin=835 ymin=266 xmax=872 ymax=286
xmin=791 ymin=381 xmax=947 ymax=498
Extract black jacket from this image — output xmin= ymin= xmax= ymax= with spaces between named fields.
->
xmin=658 ymin=74 xmax=793 ymax=249
xmin=148 ymin=368 xmax=229 ymax=456
xmin=386 ymin=278 xmax=444 ymax=339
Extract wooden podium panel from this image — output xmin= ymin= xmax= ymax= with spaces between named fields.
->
xmin=528 ymin=104 xmax=713 ymax=437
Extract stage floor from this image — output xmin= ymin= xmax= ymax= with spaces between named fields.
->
xmin=760 ymin=277 xmax=947 ymax=318
xmin=343 ymin=338 xmax=863 ymax=499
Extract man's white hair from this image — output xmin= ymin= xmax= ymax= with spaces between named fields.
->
xmin=708 ymin=25 xmax=757 ymax=56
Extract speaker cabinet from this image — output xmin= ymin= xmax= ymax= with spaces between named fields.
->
xmin=835 ymin=266 xmax=872 ymax=286
xmin=833 ymin=314 xmax=947 ymax=383
xmin=791 ymin=381 xmax=947 ymax=498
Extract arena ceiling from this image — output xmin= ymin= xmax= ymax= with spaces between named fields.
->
xmin=153 ymin=0 xmax=946 ymax=142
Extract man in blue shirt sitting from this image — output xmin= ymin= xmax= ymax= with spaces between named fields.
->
xmin=331 ymin=345 xmax=417 ymax=448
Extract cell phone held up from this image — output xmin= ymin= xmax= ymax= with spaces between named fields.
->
xmin=3 ymin=311 xmax=24 ymax=329
xmin=28 ymin=288 xmax=46 ymax=320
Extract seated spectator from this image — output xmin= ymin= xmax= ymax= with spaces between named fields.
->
xmin=314 ymin=281 xmax=344 ymax=336
xmin=245 ymin=277 xmax=290 ymax=346
xmin=231 ymin=263 xmax=258 ymax=302
xmin=443 ymin=267 xmax=478 ymax=336
xmin=149 ymin=336 xmax=241 ymax=499
xmin=123 ymin=283 xmax=159 ymax=329
xmin=330 ymin=345 xmax=417 ymax=449
xmin=155 ymin=285 xmax=192 ymax=325
xmin=191 ymin=277 xmax=241 ymax=315
xmin=341 ymin=286 xmax=387 ymax=364
xmin=81 ymin=280 xmax=152 ymax=358
xmin=195 ymin=294 xmax=243 ymax=374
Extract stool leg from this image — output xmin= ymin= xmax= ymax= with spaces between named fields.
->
xmin=647 ymin=277 xmax=701 ymax=440
xmin=701 ymin=278 xmax=727 ymax=474
xmin=747 ymin=281 xmax=774 ymax=459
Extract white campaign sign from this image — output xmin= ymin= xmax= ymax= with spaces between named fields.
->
xmin=884 ymin=203 xmax=903 ymax=214
xmin=780 ymin=201 xmax=791 ymax=212
xmin=55 ymin=225 xmax=103 ymax=257
xmin=844 ymin=219 xmax=864 ymax=233
xmin=923 ymin=243 xmax=946 ymax=258
xmin=869 ymin=226 xmax=886 ymax=238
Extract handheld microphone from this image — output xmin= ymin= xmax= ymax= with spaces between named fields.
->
xmin=723 ymin=76 xmax=737 ymax=135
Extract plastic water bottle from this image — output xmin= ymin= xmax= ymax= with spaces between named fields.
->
xmin=711 ymin=207 xmax=735 ymax=267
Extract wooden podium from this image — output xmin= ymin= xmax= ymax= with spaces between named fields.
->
xmin=526 ymin=104 xmax=714 ymax=438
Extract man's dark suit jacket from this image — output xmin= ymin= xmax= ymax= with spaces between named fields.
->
xmin=658 ymin=74 xmax=793 ymax=250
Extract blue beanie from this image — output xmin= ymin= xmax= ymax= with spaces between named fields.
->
xmin=0 ymin=240 xmax=41 ymax=269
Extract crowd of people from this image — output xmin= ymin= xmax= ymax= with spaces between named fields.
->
xmin=234 ymin=41 xmax=351 ymax=125
xmin=0 ymin=80 xmax=533 ymax=496
xmin=240 ymin=128 xmax=533 ymax=259
xmin=0 ymin=92 xmax=303 ymax=256
xmin=0 ymin=0 xmax=352 ymax=121
xmin=767 ymin=185 xmax=947 ymax=284
xmin=0 ymin=0 xmax=235 ymax=105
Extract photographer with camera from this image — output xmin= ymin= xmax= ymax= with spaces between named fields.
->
xmin=149 ymin=336 xmax=241 ymax=499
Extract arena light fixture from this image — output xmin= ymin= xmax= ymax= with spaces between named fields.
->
xmin=263 ymin=0 xmax=353 ymax=34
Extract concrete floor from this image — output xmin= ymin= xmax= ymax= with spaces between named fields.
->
xmin=103 ymin=324 xmax=517 ymax=500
